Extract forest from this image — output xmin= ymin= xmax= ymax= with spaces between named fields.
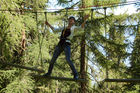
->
xmin=0 ymin=0 xmax=140 ymax=93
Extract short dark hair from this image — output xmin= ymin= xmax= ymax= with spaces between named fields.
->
xmin=68 ymin=16 xmax=76 ymax=22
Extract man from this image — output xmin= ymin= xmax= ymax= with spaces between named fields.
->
xmin=44 ymin=15 xmax=89 ymax=79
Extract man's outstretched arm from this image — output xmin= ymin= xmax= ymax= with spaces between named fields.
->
xmin=81 ymin=14 xmax=89 ymax=28
xmin=45 ymin=21 xmax=55 ymax=31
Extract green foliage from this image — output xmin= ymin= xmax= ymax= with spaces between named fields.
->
xmin=0 ymin=70 xmax=17 ymax=90
xmin=127 ymin=17 xmax=140 ymax=91
xmin=0 ymin=13 xmax=22 ymax=62
xmin=86 ymin=4 xmax=139 ymax=92
xmin=92 ymin=0 xmax=120 ymax=7
xmin=1 ymin=74 xmax=34 ymax=93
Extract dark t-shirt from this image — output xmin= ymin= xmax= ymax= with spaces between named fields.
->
xmin=59 ymin=28 xmax=71 ymax=45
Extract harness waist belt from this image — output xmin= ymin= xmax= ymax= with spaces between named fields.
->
xmin=65 ymin=40 xmax=71 ymax=43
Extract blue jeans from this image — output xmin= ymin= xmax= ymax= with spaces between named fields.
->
xmin=47 ymin=43 xmax=78 ymax=76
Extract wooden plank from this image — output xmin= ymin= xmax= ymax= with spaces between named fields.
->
xmin=0 ymin=62 xmax=45 ymax=73
xmin=104 ymin=78 xmax=140 ymax=83
xmin=32 ymin=74 xmax=87 ymax=82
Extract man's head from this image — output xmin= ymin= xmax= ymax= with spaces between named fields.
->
xmin=68 ymin=16 xmax=76 ymax=25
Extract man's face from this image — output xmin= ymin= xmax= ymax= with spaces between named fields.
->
xmin=68 ymin=18 xmax=75 ymax=25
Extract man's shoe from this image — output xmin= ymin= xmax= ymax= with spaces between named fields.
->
xmin=74 ymin=75 xmax=79 ymax=79
xmin=43 ymin=73 xmax=51 ymax=77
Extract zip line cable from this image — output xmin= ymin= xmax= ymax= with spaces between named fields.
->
xmin=0 ymin=0 xmax=139 ymax=13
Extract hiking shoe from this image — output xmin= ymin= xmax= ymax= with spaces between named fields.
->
xmin=43 ymin=73 xmax=51 ymax=77
xmin=74 ymin=75 xmax=79 ymax=79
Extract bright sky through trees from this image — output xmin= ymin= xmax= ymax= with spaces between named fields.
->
xmin=114 ymin=0 xmax=138 ymax=15
xmin=47 ymin=0 xmax=138 ymax=15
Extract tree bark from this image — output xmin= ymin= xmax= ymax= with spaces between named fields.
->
xmin=80 ymin=35 xmax=86 ymax=93
xmin=80 ymin=0 xmax=87 ymax=93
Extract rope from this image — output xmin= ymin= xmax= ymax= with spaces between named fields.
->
xmin=35 ymin=12 xmax=43 ymax=66
xmin=104 ymin=7 xmax=109 ymax=79
xmin=62 ymin=8 xmax=68 ymax=36
xmin=91 ymin=9 xmax=93 ymax=24
xmin=40 ymin=12 xmax=47 ymax=46
xmin=36 ymin=12 xmax=48 ymax=67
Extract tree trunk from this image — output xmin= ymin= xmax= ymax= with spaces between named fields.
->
xmin=80 ymin=35 xmax=86 ymax=93
xmin=80 ymin=0 xmax=87 ymax=93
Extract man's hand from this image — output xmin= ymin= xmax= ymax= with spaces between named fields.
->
xmin=45 ymin=21 xmax=54 ymax=31
xmin=45 ymin=21 xmax=49 ymax=25
xmin=81 ymin=14 xmax=90 ymax=28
